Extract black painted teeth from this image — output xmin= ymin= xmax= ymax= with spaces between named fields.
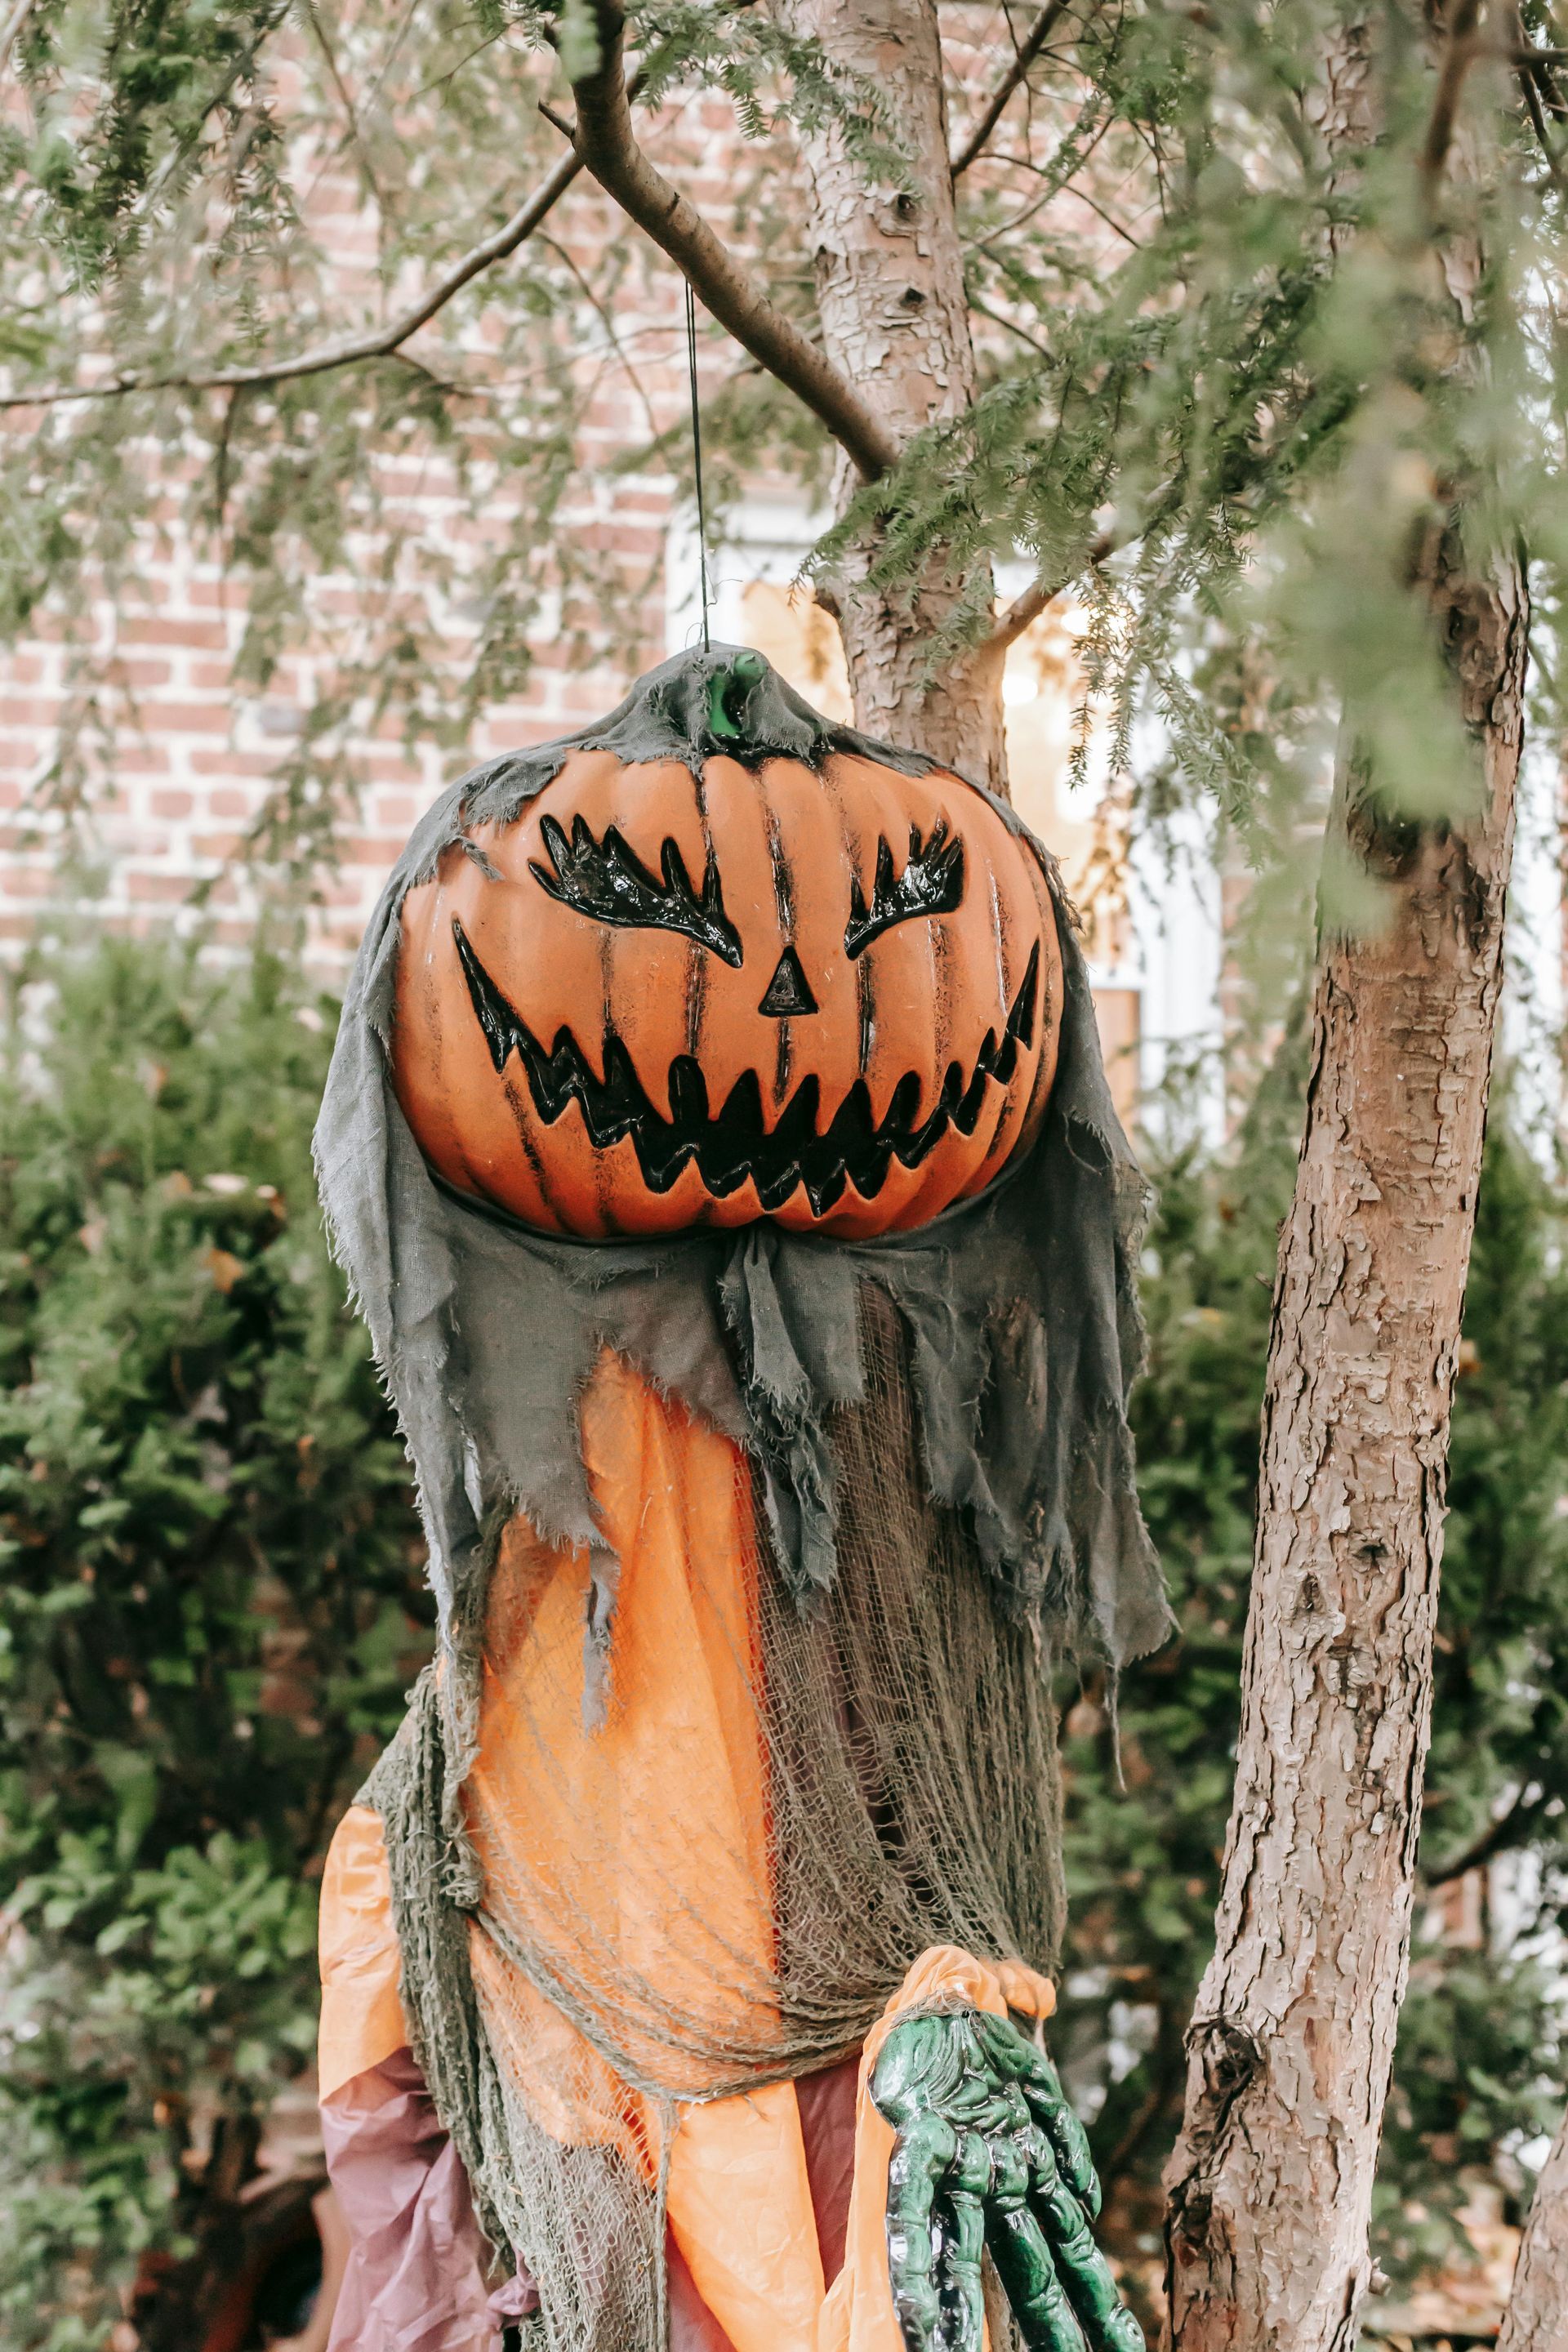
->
xmin=452 ymin=919 xmax=1040 ymax=1219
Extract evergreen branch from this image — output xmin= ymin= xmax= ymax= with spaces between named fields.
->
xmin=562 ymin=0 xmax=898 ymax=480
xmin=950 ymin=0 xmax=1075 ymax=180
xmin=0 ymin=146 xmax=586 ymax=408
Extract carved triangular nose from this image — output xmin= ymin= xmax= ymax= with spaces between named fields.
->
xmin=759 ymin=946 xmax=817 ymax=1018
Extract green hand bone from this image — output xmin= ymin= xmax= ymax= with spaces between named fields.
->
xmin=869 ymin=2006 xmax=1145 ymax=2352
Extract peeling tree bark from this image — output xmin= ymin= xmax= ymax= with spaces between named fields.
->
xmin=1160 ymin=530 xmax=1528 ymax=2350
xmin=1498 ymin=2109 xmax=1568 ymax=2352
xmin=1158 ymin=10 xmax=1533 ymax=2334
xmin=772 ymin=0 xmax=1007 ymax=782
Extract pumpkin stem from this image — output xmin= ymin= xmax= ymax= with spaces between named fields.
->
xmin=706 ymin=648 xmax=768 ymax=743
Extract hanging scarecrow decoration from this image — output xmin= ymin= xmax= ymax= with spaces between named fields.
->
xmin=313 ymin=644 xmax=1172 ymax=2352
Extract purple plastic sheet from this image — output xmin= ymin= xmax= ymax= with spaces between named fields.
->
xmin=322 ymin=2047 xmax=859 ymax=2352
xmin=322 ymin=2049 xmax=535 ymax=2351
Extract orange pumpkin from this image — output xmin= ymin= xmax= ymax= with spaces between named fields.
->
xmin=390 ymin=737 xmax=1062 ymax=1241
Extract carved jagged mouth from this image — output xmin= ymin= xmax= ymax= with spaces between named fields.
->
xmin=452 ymin=920 xmax=1040 ymax=1219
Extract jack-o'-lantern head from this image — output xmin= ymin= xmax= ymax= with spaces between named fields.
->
xmin=390 ymin=648 xmax=1062 ymax=1241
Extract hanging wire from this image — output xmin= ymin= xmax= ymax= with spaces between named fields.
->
xmin=684 ymin=277 xmax=711 ymax=654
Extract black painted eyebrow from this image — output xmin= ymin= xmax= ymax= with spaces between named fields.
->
xmin=529 ymin=814 xmax=744 ymax=966
xmin=844 ymin=820 xmax=965 ymax=960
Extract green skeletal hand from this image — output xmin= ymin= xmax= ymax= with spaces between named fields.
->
xmin=869 ymin=2005 xmax=1146 ymax=2352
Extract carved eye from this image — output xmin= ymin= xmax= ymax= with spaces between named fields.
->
xmin=844 ymin=820 xmax=965 ymax=960
xmin=530 ymin=814 xmax=744 ymax=967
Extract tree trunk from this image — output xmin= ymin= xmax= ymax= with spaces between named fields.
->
xmin=1160 ymin=528 xmax=1527 ymax=2350
xmin=1497 ymin=2109 xmax=1568 ymax=2352
xmin=772 ymin=0 xmax=1006 ymax=782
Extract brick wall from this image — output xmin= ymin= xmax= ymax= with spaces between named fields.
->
xmin=0 ymin=84 xmax=738 ymax=964
xmin=0 ymin=445 xmax=682 ymax=971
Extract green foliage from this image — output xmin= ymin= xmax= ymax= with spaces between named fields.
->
xmin=21 ymin=0 xmax=296 ymax=281
xmin=1 ymin=0 xmax=1559 ymax=882
xmin=807 ymin=0 xmax=1562 ymax=871
xmin=4 ymin=945 xmax=1568 ymax=2326
xmin=1058 ymin=1062 xmax=1568 ymax=2297
xmin=0 ymin=936 xmax=429 ymax=2350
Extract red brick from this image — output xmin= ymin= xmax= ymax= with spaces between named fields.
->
xmin=121 ymin=702 xmax=230 ymax=736
xmin=118 ymin=618 xmax=229 ymax=651
xmin=108 ymin=746 xmax=173 ymax=773
xmin=190 ymin=751 xmax=282 ymax=777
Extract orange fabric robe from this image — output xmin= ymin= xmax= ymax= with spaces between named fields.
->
xmin=318 ymin=1352 xmax=1053 ymax=2351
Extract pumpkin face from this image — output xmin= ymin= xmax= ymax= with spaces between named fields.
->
xmin=390 ymin=743 xmax=1062 ymax=1241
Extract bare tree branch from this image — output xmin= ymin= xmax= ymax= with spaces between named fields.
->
xmin=950 ymin=0 xmax=1075 ymax=180
xmin=1421 ymin=0 xmax=1485 ymax=201
xmin=538 ymin=229 xmax=662 ymax=445
xmin=564 ymin=0 xmax=899 ymax=481
xmin=0 ymin=0 xmax=38 ymax=78
xmin=0 ymin=145 xmax=585 ymax=410
xmin=972 ymin=518 xmax=1120 ymax=666
xmin=962 ymin=101 xmax=1116 ymax=253
xmin=1422 ymin=1785 xmax=1534 ymax=1885
xmin=979 ymin=568 xmax=1062 ymax=661
xmin=301 ymin=0 xmax=388 ymax=218
xmin=1517 ymin=60 xmax=1567 ymax=181
xmin=969 ymin=291 xmax=1054 ymax=357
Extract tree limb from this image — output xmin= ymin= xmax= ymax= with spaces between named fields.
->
xmin=0 ymin=145 xmax=585 ymax=409
xmin=1422 ymin=1784 xmax=1534 ymax=1884
xmin=0 ymin=0 xmax=37 ymax=77
xmin=950 ymin=0 xmax=1075 ymax=180
xmin=564 ymin=0 xmax=899 ymax=481
xmin=300 ymin=0 xmax=388 ymax=219
xmin=1421 ymin=0 xmax=1485 ymax=201
xmin=969 ymin=291 xmax=1054 ymax=357
xmin=1518 ymin=60 xmax=1568 ymax=180
xmin=973 ymin=521 xmax=1117 ymax=666
xmin=537 ymin=229 xmax=662 ymax=445
xmin=979 ymin=568 xmax=1063 ymax=661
